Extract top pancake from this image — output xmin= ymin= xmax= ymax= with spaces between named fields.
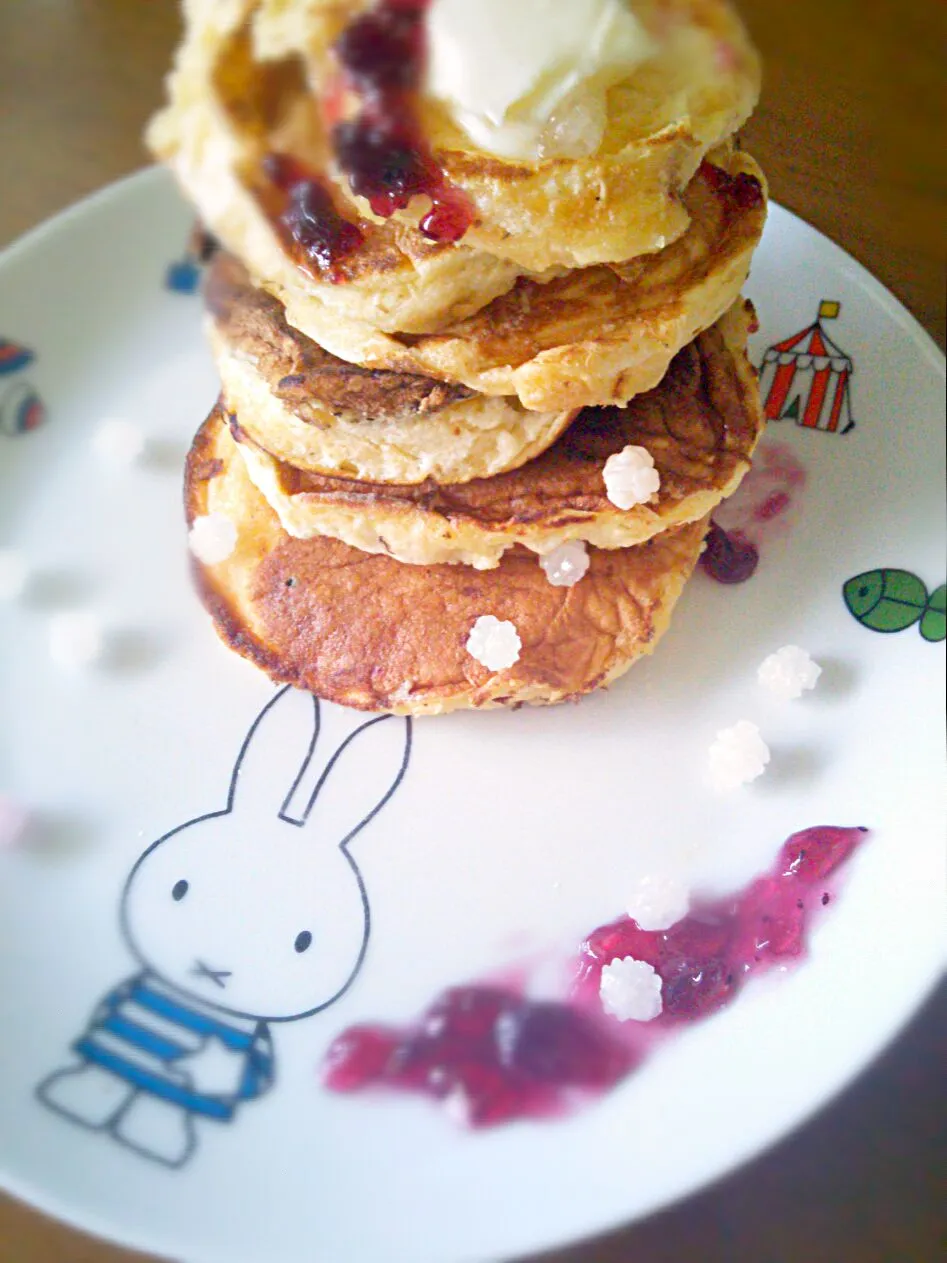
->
xmin=148 ymin=0 xmax=532 ymax=336
xmin=247 ymin=0 xmax=761 ymax=270
xmin=149 ymin=0 xmax=760 ymax=333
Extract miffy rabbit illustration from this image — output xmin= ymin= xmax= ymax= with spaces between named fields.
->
xmin=37 ymin=686 xmax=411 ymax=1167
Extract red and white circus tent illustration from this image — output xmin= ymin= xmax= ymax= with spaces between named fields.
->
xmin=759 ymin=301 xmax=855 ymax=434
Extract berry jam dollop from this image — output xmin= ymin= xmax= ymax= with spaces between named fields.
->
xmin=323 ymin=825 xmax=868 ymax=1127
xmin=330 ymin=0 xmax=475 ymax=242
xmin=324 ymin=987 xmax=635 ymax=1126
xmin=262 ymin=153 xmax=364 ymax=282
xmin=700 ymin=159 xmax=766 ymax=213
xmin=700 ymin=520 xmax=760 ymax=583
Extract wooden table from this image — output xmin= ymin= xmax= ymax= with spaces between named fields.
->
xmin=1 ymin=3 xmax=944 ymax=1261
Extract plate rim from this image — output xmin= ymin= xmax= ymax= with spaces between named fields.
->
xmin=0 ymin=166 xmax=945 ymax=1263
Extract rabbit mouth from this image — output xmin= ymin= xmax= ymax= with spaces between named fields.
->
xmin=191 ymin=959 xmax=233 ymax=988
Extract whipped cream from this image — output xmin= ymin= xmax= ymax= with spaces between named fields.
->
xmin=426 ymin=0 xmax=656 ymax=160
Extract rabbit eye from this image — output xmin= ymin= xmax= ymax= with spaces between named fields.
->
xmin=294 ymin=930 xmax=312 ymax=953
xmin=172 ymin=880 xmax=189 ymax=901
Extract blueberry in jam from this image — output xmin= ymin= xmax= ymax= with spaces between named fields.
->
xmin=334 ymin=3 xmax=426 ymax=96
xmin=332 ymin=119 xmax=430 ymax=215
xmin=700 ymin=521 xmax=760 ymax=584
xmin=700 ymin=160 xmax=766 ymax=212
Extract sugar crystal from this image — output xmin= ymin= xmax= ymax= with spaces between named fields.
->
xmin=0 ymin=548 xmax=29 ymax=601
xmin=758 ymin=645 xmax=822 ymax=701
xmin=626 ymin=873 xmax=690 ymax=931
xmin=600 ymin=956 xmax=663 ymax=1022
xmin=92 ymin=418 xmax=147 ymax=467
xmin=539 ymin=540 xmax=590 ymax=587
xmin=48 ymin=611 xmax=105 ymax=671
xmin=466 ymin=615 xmax=522 ymax=671
xmin=707 ymin=720 xmax=770 ymax=791
xmin=188 ymin=513 xmax=237 ymax=565
xmin=603 ymin=445 xmax=661 ymax=510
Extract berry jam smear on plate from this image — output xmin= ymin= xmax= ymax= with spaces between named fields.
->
xmin=324 ymin=825 xmax=868 ymax=1126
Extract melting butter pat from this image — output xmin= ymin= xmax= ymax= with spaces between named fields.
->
xmin=426 ymin=0 xmax=656 ymax=160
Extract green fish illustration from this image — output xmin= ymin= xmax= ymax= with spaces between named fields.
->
xmin=843 ymin=570 xmax=946 ymax=642
xmin=920 ymin=583 xmax=946 ymax=643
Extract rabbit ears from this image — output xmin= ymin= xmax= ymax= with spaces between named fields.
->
xmin=227 ymin=687 xmax=412 ymax=848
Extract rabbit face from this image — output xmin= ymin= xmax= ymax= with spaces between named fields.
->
xmin=121 ymin=814 xmax=369 ymax=1020
xmin=119 ymin=688 xmax=411 ymax=1022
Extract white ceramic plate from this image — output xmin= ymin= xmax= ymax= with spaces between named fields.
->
xmin=0 ymin=169 xmax=944 ymax=1263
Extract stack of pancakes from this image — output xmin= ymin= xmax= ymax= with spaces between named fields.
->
xmin=151 ymin=0 xmax=768 ymax=716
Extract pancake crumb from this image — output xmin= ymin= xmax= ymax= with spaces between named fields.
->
xmin=600 ymin=956 xmax=663 ymax=1022
xmin=0 ymin=793 xmax=30 ymax=849
xmin=92 ymin=418 xmax=147 ymax=467
xmin=603 ymin=445 xmax=661 ymax=510
xmin=466 ymin=615 xmax=522 ymax=671
xmin=626 ymin=873 xmax=690 ymax=931
xmin=189 ymin=512 xmax=238 ymax=565
xmin=758 ymin=645 xmax=821 ymax=700
xmin=0 ymin=548 xmax=29 ymax=601
xmin=539 ymin=540 xmax=590 ymax=587
xmin=48 ymin=611 xmax=105 ymax=671
xmin=707 ymin=720 xmax=770 ymax=791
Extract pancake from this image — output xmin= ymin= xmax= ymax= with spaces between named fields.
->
xmin=205 ymin=252 xmax=579 ymax=484
xmin=147 ymin=4 xmax=539 ymax=336
xmin=186 ymin=409 xmax=710 ymax=715
xmin=234 ymin=0 xmax=761 ymax=271
xmin=231 ymin=299 xmax=763 ymax=569
xmin=149 ymin=1 xmax=759 ymax=337
xmin=274 ymin=148 xmax=767 ymax=411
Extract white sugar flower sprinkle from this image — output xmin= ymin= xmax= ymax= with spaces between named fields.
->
xmin=188 ymin=513 xmax=238 ymax=565
xmin=92 ymin=418 xmax=147 ymax=467
xmin=465 ymin=615 xmax=522 ymax=671
xmin=757 ymin=645 xmax=822 ymax=701
xmin=0 ymin=793 xmax=30 ymax=849
xmin=603 ymin=445 xmax=661 ymax=510
xmin=707 ymin=720 xmax=770 ymax=792
xmin=600 ymin=956 xmax=663 ymax=1022
xmin=48 ymin=611 xmax=105 ymax=671
xmin=626 ymin=873 xmax=690 ymax=931
xmin=0 ymin=548 xmax=29 ymax=601
xmin=539 ymin=540 xmax=590 ymax=587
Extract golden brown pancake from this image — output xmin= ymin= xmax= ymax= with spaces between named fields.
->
xmin=186 ymin=409 xmax=710 ymax=715
xmin=205 ymin=252 xmax=579 ymax=484
xmin=232 ymin=300 xmax=763 ymax=569
xmin=274 ymin=148 xmax=767 ymax=411
xmin=149 ymin=1 xmax=759 ymax=334
xmin=197 ymin=0 xmax=760 ymax=270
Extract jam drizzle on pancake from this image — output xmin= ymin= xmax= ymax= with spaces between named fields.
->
xmin=331 ymin=0 xmax=475 ymax=243
xmin=262 ymin=153 xmax=364 ymax=282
